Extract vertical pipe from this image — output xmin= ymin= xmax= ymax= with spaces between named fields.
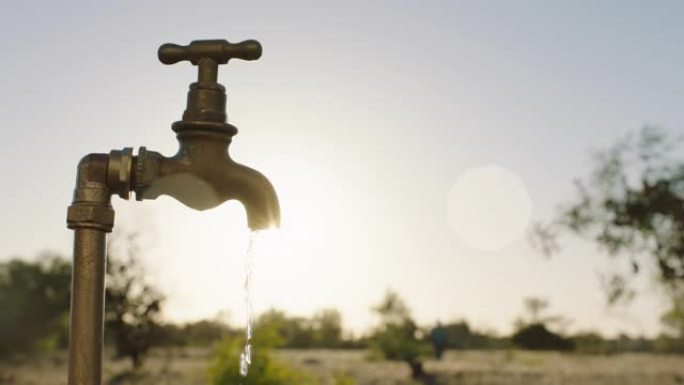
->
xmin=68 ymin=228 xmax=107 ymax=385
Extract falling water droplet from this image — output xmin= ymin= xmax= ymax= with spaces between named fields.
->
xmin=240 ymin=231 xmax=259 ymax=378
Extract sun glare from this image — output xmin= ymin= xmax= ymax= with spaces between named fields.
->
xmin=141 ymin=153 xmax=351 ymax=325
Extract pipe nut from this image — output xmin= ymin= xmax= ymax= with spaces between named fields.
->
xmin=108 ymin=148 xmax=134 ymax=199
xmin=134 ymin=146 xmax=161 ymax=201
xmin=67 ymin=204 xmax=115 ymax=231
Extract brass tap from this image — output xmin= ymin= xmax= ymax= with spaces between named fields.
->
xmin=110 ymin=39 xmax=280 ymax=230
xmin=66 ymin=39 xmax=280 ymax=385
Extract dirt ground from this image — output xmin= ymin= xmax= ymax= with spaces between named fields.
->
xmin=2 ymin=348 xmax=684 ymax=385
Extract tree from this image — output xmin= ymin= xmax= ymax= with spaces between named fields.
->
xmin=661 ymin=288 xmax=684 ymax=338
xmin=254 ymin=309 xmax=311 ymax=348
xmin=252 ymin=308 xmax=345 ymax=349
xmin=511 ymin=324 xmax=574 ymax=351
xmin=104 ymin=232 xmax=164 ymax=368
xmin=532 ymin=126 xmax=684 ymax=303
xmin=655 ymin=289 xmax=684 ymax=353
xmin=311 ymin=309 xmax=343 ymax=348
xmin=511 ymin=297 xmax=574 ymax=351
xmin=522 ymin=297 xmax=549 ymax=324
xmin=370 ymin=290 xmax=431 ymax=379
xmin=179 ymin=319 xmax=232 ymax=346
xmin=428 ymin=320 xmax=505 ymax=353
xmin=0 ymin=254 xmax=71 ymax=357
xmin=0 ymin=232 xmax=164 ymax=365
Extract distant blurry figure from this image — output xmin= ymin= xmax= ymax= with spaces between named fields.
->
xmin=428 ymin=322 xmax=449 ymax=359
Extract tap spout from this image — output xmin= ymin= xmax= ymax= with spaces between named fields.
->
xmin=134 ymin=130 xmax=280 ymax=230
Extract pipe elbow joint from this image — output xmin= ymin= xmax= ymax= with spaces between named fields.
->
xmin=73 ymin=153 xmax=110 ymax=201
xmin=67 ymin=153 xmax=114 ymax=231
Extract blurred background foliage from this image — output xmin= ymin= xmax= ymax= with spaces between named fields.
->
xmin=2 ymin=250 xmax=684 ymax=383
xmin=3 ymin=128 xmax=684 ymax=381
xmin=207 ymin=320 xmax=317 ymax=385
xmin=0 ymin=254 xmax=71 ymax=358
xmin=2 ymin=252 xmax=684 ymax=361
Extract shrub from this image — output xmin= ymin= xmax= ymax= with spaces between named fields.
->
xmin=207 ymin=328 xmax=317 ymax=385
xmin=512 ymin=323 xmax=574 ymax=351
xmin=0 ymin=255 xmax=71 ymax=357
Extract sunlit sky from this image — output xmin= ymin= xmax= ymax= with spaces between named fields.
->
xmin=1 ymin=1 xmax=683 ymax=337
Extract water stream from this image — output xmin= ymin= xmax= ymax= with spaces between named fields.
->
xmin=239 ymin=231 xmax=259 ymax=378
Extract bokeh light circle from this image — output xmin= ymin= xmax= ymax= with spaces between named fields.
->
xmin=448 ymin=165 xmax=532 ymax=251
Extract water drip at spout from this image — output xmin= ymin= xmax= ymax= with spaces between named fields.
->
xmin=240 ymin=231 xmax=259 ymax=378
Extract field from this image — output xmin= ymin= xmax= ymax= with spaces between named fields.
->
xmin=2 ymin=348 xmax=684 ymax=385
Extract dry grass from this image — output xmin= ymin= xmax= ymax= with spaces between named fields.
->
xmin=2 ymin=348 xmax=684 ymax=385
xmin=279 ymin=349 xmax=684 ymax=385
xmin=0 ymin=348 xmax=209 ymax=385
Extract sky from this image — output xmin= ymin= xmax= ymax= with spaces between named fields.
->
xmin=1 ymin=0 xmax=683 ymax=337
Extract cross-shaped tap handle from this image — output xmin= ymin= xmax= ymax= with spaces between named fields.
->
xmin=158 ymin=39 xmax=262 ymax=83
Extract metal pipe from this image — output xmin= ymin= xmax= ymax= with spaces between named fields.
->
xmin=66 ymin=154 xmax=114 ymax=385
xmin=68 ymin=228 xmax=107 ymax=385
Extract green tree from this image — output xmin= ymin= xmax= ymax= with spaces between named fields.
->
xmin=178 ymin=319 xmax=232 ymax=346
xmin=370 ymin=290 xmax=431 ymax=379
xmin=511 ymin=324 xmax=574 ymax=351
xmin=532 ymin=127 xmax=684 ymax=303
xmin=104 ymin=232 xmax=164 ymax=368
xmin=0 ymin=254 xmax=71 ymax=357
xmin=0 ymin=232 xmax=165 ymax=365
xmin=428 ymin=320 xmax=505 ymax=352
xmin=532 ymin=126 xmax=684 ymax=349
xmin=572 ymin=331 xmax=613 ymax=354
xmin=255 ymin=309 xmax=312 ymax=348
xmin=311 ymin=309 xmax=343 ymax=348
xmin=252 ymin=308 xmax=345 ymax=349
xmin=511 ymin=297 xmax=574 ymax=351
xmin=522 ymin=297 xmax=549 ymax=324
xmin=442 ymin=321 xmax=472 ymax=350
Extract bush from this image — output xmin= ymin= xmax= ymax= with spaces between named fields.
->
xmin=573 ymin=332 xmax=615 ymax=354
xmin=654 ymin=334 xmax=684 ymax=354
xmin=512 ymin=323 xmax=574 ymax=351
xmin=155 ymin=320 xmax=234 ymax=347
xmin=0 ymin=254 xmax=71 ymax=357
xmin=252 ymin=308 xmax=345 ymax=349
xmin=207 ymin=325 xmax=317 ymax=385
